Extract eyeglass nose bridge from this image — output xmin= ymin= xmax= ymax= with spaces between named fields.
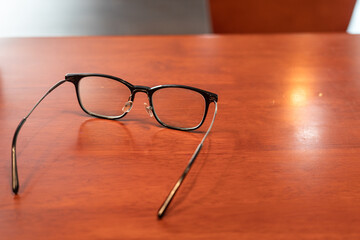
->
xmin=133 ymin=85 xmax=150 ymax=94
xmin=123 ymin=86 xmax=152 ymax=115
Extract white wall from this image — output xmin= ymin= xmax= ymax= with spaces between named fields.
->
xmin=348 ymin=0 xmax=360 ymax=33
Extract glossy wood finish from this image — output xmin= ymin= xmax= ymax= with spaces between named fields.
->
xmin=210 ymin=0 xmax=356 ymax=33
xmin=0 ymin=34 xmax=360 ymax=239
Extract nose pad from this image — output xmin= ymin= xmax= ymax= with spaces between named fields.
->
xmin=144 ymin=103 xmax=153 ymax=117
xmin=122 ymin=101 xmax=133 ymax=113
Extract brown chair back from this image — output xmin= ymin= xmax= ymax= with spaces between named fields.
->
xmin=209 ymin=0 xmax=356 ymax=33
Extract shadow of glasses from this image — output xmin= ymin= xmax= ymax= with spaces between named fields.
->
xmin=63 ymin=108 xmax=161 ymax=129
xmin=75 ymin=118 xmax=135 ymax=154
xmin=15 ymin=117 xmax=136 ymax=200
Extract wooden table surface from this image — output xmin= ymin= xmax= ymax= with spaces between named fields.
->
xmin=0 ymin=34 xmax=359 ymax=239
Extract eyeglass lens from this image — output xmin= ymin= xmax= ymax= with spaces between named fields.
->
xmin=152 ymin=87 xmax=206 ymax=129
xmin=78 ymin=76 xmax=131 ymax=118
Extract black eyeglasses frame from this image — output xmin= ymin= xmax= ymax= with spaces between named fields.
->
xmin=66 ymin=73 xmax=218 ymax=131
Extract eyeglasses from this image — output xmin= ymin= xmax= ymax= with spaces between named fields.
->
xmin=11 ymin=73 xmax=218 ymax=218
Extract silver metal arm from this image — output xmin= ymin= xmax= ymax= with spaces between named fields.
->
xmin=157 ymin=101 xmax=218 ymax=218
xmin=11 ymin=80 xmax=67 ymax=194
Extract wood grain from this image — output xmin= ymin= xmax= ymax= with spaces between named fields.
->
xmin=0 ymin=34 xmax=360 ymax=239
xmin=209 ymin=0 xmax=356 ymax=33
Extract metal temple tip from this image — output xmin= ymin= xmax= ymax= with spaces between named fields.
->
xmin=157 ymin=211 xmax=164 ymax=219
xmin=12 ymin=185 xmax=19 ymax=194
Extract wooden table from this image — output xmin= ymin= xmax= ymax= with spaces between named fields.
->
xmin=0 ymin=34 xmax=359 ymax=239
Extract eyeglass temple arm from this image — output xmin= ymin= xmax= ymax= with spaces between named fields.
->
xmin=157 ymin=101 xmax=218 ymax=219
xmin=11 ymin=80 xmax=67 ymax=194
